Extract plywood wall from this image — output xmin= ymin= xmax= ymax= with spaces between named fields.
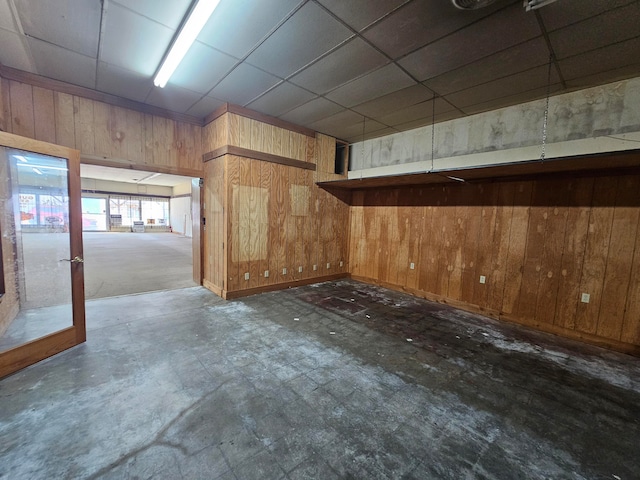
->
xmin=1 ymin=79 xmax=203 ymax=175
xmin=202 ymin=111 xmax=349 ymax=298
xmin=202 ymin=157 xmax=226 ymax=295
xmin=350 ymin=174 xmax=640 ymax=353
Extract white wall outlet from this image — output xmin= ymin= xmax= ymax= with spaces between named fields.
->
xmin=313 ymin=264 xmax=317 ymax=271
xmin=410 ymin=262 xmax=415 ymax=270
xmin=479 ymin=275 xmax=486 ymax=284
xmin=326 ymin=262 xmax=331 ymax=269
xmin=581 ymin=293 xmax=590 ymax=303
xmin=244 ymin=272 xmax=250 ymax=281
xmin=282 ymin=268 xmax=287 ymax=275
xmin=340 ymin=261 xmax=343 ymax=267
xmin=264 ymin=270 xmax=269 ymax=278
xmin=298 ymin=266 xmax=303 ymax=273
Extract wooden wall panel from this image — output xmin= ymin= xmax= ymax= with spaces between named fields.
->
xmin=0 ymin=155 xmax=20 ymax=337
xmin=3 ymin=80 xmax=202 ymax=175
xmin=349 ymin=172 xmax=640 ymax=353
xmin=203 ymin=158 xmax=225 ymax=293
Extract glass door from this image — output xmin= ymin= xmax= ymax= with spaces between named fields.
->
xmin=0 ymin=132 xmax=85 ymax=378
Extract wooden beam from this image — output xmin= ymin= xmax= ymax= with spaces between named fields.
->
xmin=203 ymin=145 xmax=316 ymax=171
xmin=80 ymin=154 xmax=203 ymax=178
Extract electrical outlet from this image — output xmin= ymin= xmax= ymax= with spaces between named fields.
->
xmin=410 ymin=262 xmax=415 ymax=270
xmin=282 ymin=268 xmax=287 ymax=275
xmin=264 ymin=270 xmax=269 ymax=278
xmin=244 ymin=272 xmax=249 ymax=281
xmin=298 ymin=266 xmax=303 ymax=273
xmin=581 ymin=293 xmax=590 ymax=303
xmin=313 ymin=264 xmax=317 ymax=271
xmin=340 ymin=261 xmax=343 ymax=267
xmin=327 ymin=263 xmax=331 ymax=269
xmin=479 ymin=275 xmax=486 ymax=284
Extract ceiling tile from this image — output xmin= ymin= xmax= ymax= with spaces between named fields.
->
xmin=460 ymin=83 xmax=564 ymax=116
xmin=169 ymin=42 xmax=238 ymax=94
xmin=539 ymin=0 xmax=636 ymax=32
xmin=565 ymin=65 xmax=640 ymax=92
xmin=444 ymin=64 xmax=561 ymax=109
xmin=14 ymin=0 xmax=101 ymax=57
xmin=247 ymin=82 xmax=317 ymax=117
xmin=308 ymin=109 xmax=369 ymax=139
xmin=97 ymin=62 xmax=154 ymax=103
xmin=329 ymin=119 xmax=389 ymax=143
xmin=549 ymin=2 xmax=640 ymax=60
xmin=289 ymin=37 xmax=389 ymax=95
xmin=376 ymin=97 xmax=458 ymax=127
xmin=398 ymin=2 xmax=540 ymax=81
xmin=392 ymin=109 xmax=463 ymax=131
xmin=210 ymin=63 xmax=281 ymax=106
xmin=325 ymin=63 xmax=416 ymax=108
xmin=245 ymin=1 xmax=353 ymax=78
xmin=423 ymin=37 xmax=548 ymax=96
xmin=145 ymin=84 xmax=204 ymax=114
xmin=558 ymin=36 xmax=640 ymax=83
xmin=0 ymin=0 xmax=18 ymax=32
xmin=362 ymin=0 xmax=508 ymax=59
xmin=351 ymin=84 xmax=434 ymax=118
xmin=28 ymin=37 xmax=96 ymax=89
xmin=186 ymin=95 xmax=226 ymax=118
xmin=316 ymin=0 xmax=407 ymax=31
xmin=0 ymin=29 xmax=34 ymax=72
xmin=198 ymin=0 xmax=302 ymax=59
xmin=100 ymin=3 xmax=173 ymax=76
xmin=279 ymin=97 xmax=344 ymax=125
xmin=111 ymin=0 xmax=191 ymax=29
xmin=345 ymin=126 xmax=398 ymax=144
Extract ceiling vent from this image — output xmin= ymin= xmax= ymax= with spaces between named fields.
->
xmin=451 ymin=0 xmax=499 ymax=9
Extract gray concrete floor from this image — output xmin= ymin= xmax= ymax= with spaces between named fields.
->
xmin=1 ymin=280 xmax=639 ymax=479
xmin=0 ymin=232 xmax=195 ymax=350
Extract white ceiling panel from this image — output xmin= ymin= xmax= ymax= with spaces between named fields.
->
xmin=316 ymin=0 xmax=408 ymax=31
xmin=169 ymin=41 xmax=238 ymax=94
xmin=28 ymin=37 xmax=96 ymax=89
xmin=352 ymin=84 xmax=434 ymax=118
xmin=100 ymin=3 xmax=173 ymax=76
xmin=326 ymin=63 xmax=416 ymax=108
xmin=186 ymin=95 xmax=226 ymax=119
xmin=198 ymin=0 xmax=302 ymax=59
xmin=245 ymin=1 xmax=353 ymax=78
xmin=210 ymin=63 xmax=281 ymax=106
xmin=111 ymin=0 xmax=192 ymax=29
xmin=247 ymin=82 xmax=317 ymax=118
xmin=0 ymin=0 xmax=18 ymax=32
xmin=289 ymin=37 xmax=389 ymax=95
xmin=145 ymin=84 xmax=203 ymax=114
xmin=0 ymin=29 xmax=34 ymax=72
xmin=97 ymin=62 xmax=154 ymax=103
xmin=14 ymin=0 xmax=101 ymax=57
xmin=81 ymin=164 xmax=195 ymax=187
xmin=279 ymin=97 xmax=345 ymax=126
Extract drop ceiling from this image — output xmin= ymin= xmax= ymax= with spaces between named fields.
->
xmin=1 ymin=0 xmax=639 ymax=144
xmin=80 ymin=164 xmax=195 ymax=187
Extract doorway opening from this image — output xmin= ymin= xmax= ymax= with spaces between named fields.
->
xmin=79 ymin=164 xmax=201 ymax=301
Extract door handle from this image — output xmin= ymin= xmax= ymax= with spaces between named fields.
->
xmin=60 ymin=256 xmax=84 ymax=264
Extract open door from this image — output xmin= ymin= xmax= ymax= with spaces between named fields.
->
xmin=0 ymin=132 xmax=85 ymax=378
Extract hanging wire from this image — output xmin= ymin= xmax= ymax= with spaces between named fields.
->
xmin=430 ymin=96 xmax=436 ymax=172
xmin=360 ymin=116 xmax=365 ymax=180
xmin=540 ymin=54 xmax=553 ymax=162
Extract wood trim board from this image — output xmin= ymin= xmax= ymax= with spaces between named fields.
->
xmin=203 ymin=145 xmax=316 ymax=171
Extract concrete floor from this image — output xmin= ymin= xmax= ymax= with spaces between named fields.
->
xmin=0 ymin=232 xmax=195 ymax=350
xmin=1 ymin=280 xmax=639 ymax=479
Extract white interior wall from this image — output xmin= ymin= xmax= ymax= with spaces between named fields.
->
xmin=170 ymin=196 xmax=192 ymax=237
xmin=81 ymin=178 xmax=173 ymax=197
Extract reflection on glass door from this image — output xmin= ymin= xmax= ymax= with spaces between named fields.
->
xmin=82 ymin=197 xmax=107 ymax=231
xmin=0 ymin=132 xmax=85 ymax=378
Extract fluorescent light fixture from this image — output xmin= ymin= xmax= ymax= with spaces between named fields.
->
xmin=15 ymin=155 xmax=28 ymax=163
xmin=17 ymin=163 xmax=68 ymax=172
xmin=153 ymin=0 xmax=221 ymax=88
xmin=136 ymin=172 xmax=162 ymax=184
xmin=446 ymin=175 xmax=466 ymax=182
xmin=32 ymin=168 xmax=43 ymax=175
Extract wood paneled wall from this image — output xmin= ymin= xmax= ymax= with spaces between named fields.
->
xmin=350 ymin=174 xmax=640 ymax=354
xmin=202 ymin=111 xmax=349 ymax=298
xmin=0 ymin=78 xmax=202 ymax=175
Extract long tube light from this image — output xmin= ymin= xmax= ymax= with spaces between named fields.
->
xmin=153 ymin=0 xmax=221 ymax=88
